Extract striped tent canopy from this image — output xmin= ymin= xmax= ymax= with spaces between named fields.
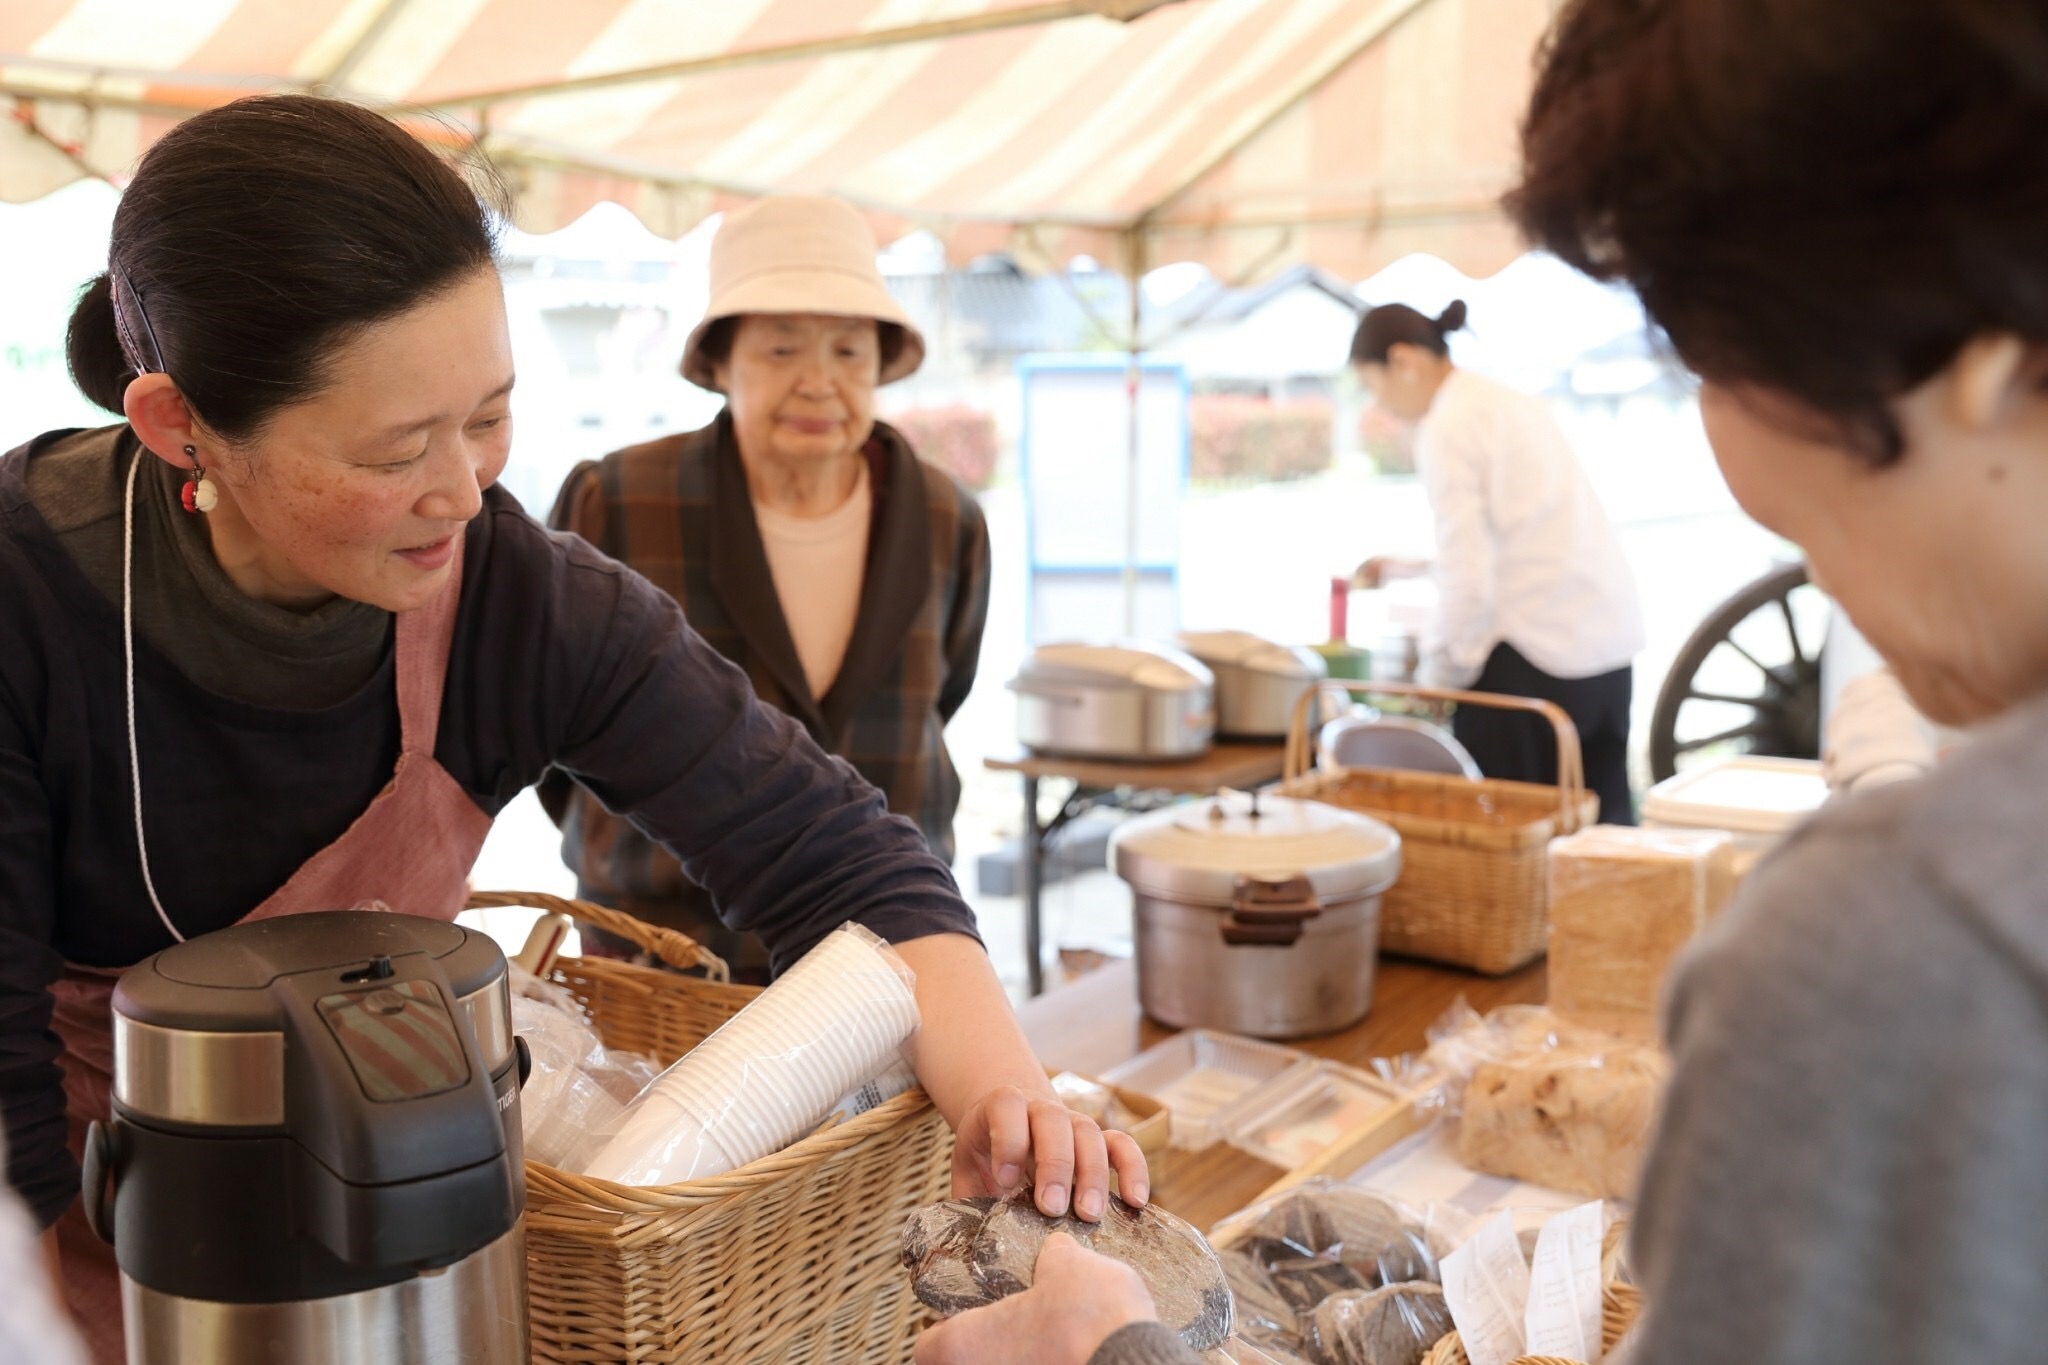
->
xmin=1 ymin=0 xmax=1557 ymax=283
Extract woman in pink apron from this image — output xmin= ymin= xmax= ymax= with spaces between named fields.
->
xmin=0 ymin=95 xmax=1146 ymax=1365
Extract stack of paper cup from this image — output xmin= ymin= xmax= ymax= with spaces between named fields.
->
xmin=584 ymin=925 xmax=922 ymax=1185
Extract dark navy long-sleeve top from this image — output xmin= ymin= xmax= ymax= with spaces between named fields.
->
xmin=0 ymin=430 xmax=977 ymax=1228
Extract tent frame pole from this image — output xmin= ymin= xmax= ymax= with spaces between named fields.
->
xmin=418 ymin=1 xmax=1192 ymax=112
xmin=1121 ymin=226 xmax=1148 ymax=636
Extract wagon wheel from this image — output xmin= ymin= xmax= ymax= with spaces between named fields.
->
xmin=1648 ymin=562 xmax=1826 ymax=783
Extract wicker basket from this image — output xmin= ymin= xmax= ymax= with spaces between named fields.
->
xmin=1420 ymin=1282 xmax=1644 ymax=1365
xmin=468 ymin=891 xmax=953 ymax=1364
xmin=1279 ymin=681 xmax=1597 ymax=975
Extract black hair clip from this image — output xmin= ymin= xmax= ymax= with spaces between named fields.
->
xmin=110 ymin=261 xmax=168 ymax=375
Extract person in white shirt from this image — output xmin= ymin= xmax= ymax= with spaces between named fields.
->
xmin=1351 ymin=301 xmax=1644 ymax=822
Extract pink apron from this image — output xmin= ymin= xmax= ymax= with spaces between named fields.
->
xmin=50 ymin=539 xmax=494 ymax=1365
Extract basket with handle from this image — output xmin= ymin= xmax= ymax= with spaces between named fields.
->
xmin=1420 ymin=1281 xmax=1644 ymax=1365
xmin=1278 ymin=681 xmax=1598 ymax=974
xmin=469 ymin=891 xmax=953 ymax=1364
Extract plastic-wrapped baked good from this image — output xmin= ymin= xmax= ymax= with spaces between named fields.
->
xmin=1305 ymin=1283 xmax=1453 ymax=1365
xmin=902 ymin=1189 xmax=1234 ymax=1352
xmin=1224 ymin=1184 xmax=1437 ymax=1293
xmin=1209 ymin=1181 xmax=1443 ymax=1362
xmin=1456 ymin=1045 xmax=1667 ymax=1201
xmin=974 ymin=1192 xmax=1233 ymax=1350
xmin=902 ymin=1197 xmax=1000 ymax=1316
xmin=1319 ymin=1188 xmax=1435 ymax=1288
xmin=1220 ymin=1250 xmax=1296 ymax=1336
xmin=1384 ymin=1002 xmax=1671 ymax=1204
xmin=1219 ymin=1249 xmax=1323 ymax=1362
xmin=1242 ymin=1238 xmax=1370 ymax=1313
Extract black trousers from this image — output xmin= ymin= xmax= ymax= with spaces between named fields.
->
xmin=1453 ymin=642 xmax=1635 ymax=825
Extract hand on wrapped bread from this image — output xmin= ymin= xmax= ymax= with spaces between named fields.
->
xmin=890 ymin=934 xmax=1149 ymax=1223
xmin=953 ymin=1084 xmax=1152 ymax=1222
xmin=913 ymin=1232 xmax=1158 ymax=1365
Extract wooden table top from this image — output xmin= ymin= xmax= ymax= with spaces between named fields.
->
xmin=983 ymin=741 xmax=1290 ymax=794
xmin=1018 ymin=956 xmax=1547 ymax=1230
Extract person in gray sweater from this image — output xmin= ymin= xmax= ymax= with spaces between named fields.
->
xmin=934 ymin=1 xmax=2048 ymax=1362
xmin=1509 ymin=0 xmax=2048 ymax=1360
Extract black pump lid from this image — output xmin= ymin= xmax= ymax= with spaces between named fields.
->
xmin=123 ymin=911 xmax=501 ymax=1034
xmin=111 ymin=912 xmax=511 ymax=1187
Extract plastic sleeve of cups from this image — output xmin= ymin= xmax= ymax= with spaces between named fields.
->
xmin=836 ymin=920 xmax=919 ymax=992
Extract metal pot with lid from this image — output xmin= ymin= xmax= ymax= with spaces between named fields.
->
xmin=89 ymin=910 xmax=530 ymax=1364
xmin=1110 ymin=791 xmax=1401 ymax=1039
xmin=1176 ymin=631 xmax=1326 ymax=740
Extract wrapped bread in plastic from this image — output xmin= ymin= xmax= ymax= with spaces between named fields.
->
xmin=903 ymin=1188 xmax=1233 ymax=1351
xmin=901 ymin=1197 xmax=999 ymax=1316
xmin=1219 ymin=1253 xmax=1317 ymax=1363
xmin=1241 ymin=1239 xmax=1368 ymax=1314
xmin=1225 ymin=1183 xmax=1437 ymax=1293
xmin=1305 ymin=1283 xmax=1454 ymax=1365
xmin=1209 ymin=1182 xmax=1440 ymax=1362
xmin=1546 ymin=826 xmax=1738 ymax=1038
xmin=1220 ymin=1250 xmax=1296 ymax=1336
xmin=1456 ymin=1043 xmax=1669 ymax=1201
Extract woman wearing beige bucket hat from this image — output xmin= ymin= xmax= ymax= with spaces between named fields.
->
xmin=543 ymin=193 xmax=991 ymax=985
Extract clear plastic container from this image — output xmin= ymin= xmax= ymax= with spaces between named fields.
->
xmin=1217 ymin=1060 xmax=1403 ymax=1170
xmin=1102 ymin=1030 xmax=1309 ymax=1149
xmin=1641 ymin=755 xmax=1829 ymax=876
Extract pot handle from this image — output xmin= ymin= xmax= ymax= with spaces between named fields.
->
xmin=1221 ymin=875 xmax=1322 ymax=947
xmin=1006 ymin=681 xmax=1087 ymax=708
xmin=82 ymin=1119 xmax=117 ymax=1245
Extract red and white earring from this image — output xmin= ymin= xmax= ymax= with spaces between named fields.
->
xmin=180 ymin=444 xmax=217 ymax=514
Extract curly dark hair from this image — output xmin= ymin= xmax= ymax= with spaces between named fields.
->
xmin=1507 ymin=0 xmax=2048 ymax=463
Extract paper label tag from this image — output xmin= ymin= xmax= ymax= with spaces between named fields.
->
xmin=1440 ymin=1211 xmax=1531 ymax=1365
xmin=828 ymin=1058 xmax=918 ymax=1120
xmin=1523 ymin=1200 xmax=1605 ymax=1360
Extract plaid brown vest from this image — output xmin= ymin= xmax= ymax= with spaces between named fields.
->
xmin=540 ymin=413 xmax=990 ymax=954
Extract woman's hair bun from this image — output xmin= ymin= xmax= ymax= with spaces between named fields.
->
xmin=1435 ymin=300 xmax=1469 ymax=335
xmin=66 ymin=273 xmax=135 ymax=415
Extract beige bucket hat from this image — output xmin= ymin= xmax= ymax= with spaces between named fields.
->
xmin=680 ymin=194 xmax=926 ymax=392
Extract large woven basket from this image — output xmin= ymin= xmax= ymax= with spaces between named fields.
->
xmin=1279 ymin=681 xmax=1597 ymax=975
xmin=1421 ymin=1281 xmax=1644 ymax=1365
xmin=468 ymin=891 xmax=953 ymax=1364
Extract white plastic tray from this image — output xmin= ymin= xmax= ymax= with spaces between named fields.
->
xmin=1217 ymin=1059 xmax=1404 ymax=1169
xmin=1101 ymin=1030 xmax=1308 ymax=1150
xmin=1642 ymin=755 xmax=1827 ymax=839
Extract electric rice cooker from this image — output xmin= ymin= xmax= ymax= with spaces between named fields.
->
xmin=1009 ymin=642 xmax=1215 ymax=761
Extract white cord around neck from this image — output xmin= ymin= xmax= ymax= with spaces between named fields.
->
xmin=123 ymin=448 xmax=186 ymax=944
